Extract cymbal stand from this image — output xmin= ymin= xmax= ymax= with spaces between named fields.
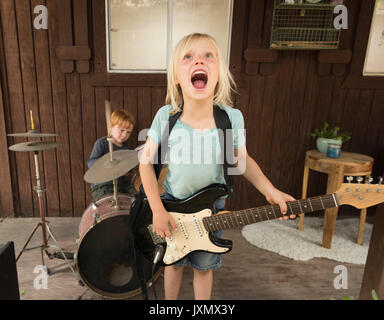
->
xmin=16 ymin=151 xmax=79 ymax=281
xmin=107 ymin=136 xmax=120 ymax=209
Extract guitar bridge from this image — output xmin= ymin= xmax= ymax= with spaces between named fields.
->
xmin=147 ymin=224 xmax=166 ymax=245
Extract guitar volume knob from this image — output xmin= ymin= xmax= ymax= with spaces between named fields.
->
xmin=165 ymin=255 xmax=174 ymax=263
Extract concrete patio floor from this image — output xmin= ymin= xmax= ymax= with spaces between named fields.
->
xmin=0 ymin=216 xmax=368 ymax=300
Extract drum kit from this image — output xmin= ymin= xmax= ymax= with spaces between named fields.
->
xmin=8 ymin=105 xmax=163 ymax=299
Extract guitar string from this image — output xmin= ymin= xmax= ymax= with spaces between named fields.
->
xmin=164 ymin=194 xmax=338 ymax=235
xmin=202 ymin=194 xmax=337 ymax=232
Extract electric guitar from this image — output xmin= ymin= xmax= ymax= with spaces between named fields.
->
xmin=132 ymin=179 xmax=384 ymax=266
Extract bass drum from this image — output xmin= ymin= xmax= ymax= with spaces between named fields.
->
xmin=75 ymin=193 xmax=160 ymax=299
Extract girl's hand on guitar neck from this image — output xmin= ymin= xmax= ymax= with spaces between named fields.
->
xmin=265 ymin=188 xmax=296 ymax=221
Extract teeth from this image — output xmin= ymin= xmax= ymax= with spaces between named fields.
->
xmin=192 ymin=70 xmax=206 ymax=76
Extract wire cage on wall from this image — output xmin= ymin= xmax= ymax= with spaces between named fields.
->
xmin=270 ymin=0 xmax=343 ymax=49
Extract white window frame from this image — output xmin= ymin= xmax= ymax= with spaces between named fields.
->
xmin=363 ymin=0 xmax=384 ymax=76
xmin=105 ymin=0 xmax=234 ymax=74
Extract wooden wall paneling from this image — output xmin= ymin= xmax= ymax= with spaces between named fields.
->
xmin=289 ymin=51 xmax=312 ymax=197
xmin=339 ymin=89 xmax=360 ymax=152
xmin=262 ymin=0 xmax=274 ymax=48
xmin=47 ymin=0 xmax=73 ymax=217
xmin=124 ymin=87 xmax=139 ymax=149
xmin=261 ymin=0 xmax=278 ymax=76
xmin=246 ymin=77 xmax=264 ymax=165
xmin=256 ymin=73 xmax=278 ymax=181
xmin=73 ymin=0 xmax=90 ymax=73
xmin=138 ymin=87 xmax=152 ymax=135
xmin=57 ymin=0 xmax=84 ymax=216
xmin=32 ymin=0 xmax=60 ymax=217
xmin=81 ymin=74 xmax=95 ymax=207
xmin=364 ymin=91 xmax=384 ymax=157
xmin=151 ymin=87 xmax=166 ymax=118
xmin=73 ymin=0 xmax=91 ymax=207
xmin=94 ymin=87 xmax=109 ymax=139
xmin=16 ymin=0 xmax=46 ymax=217
xmin=339 ymin=0 xmax=360 ymax=50
xmin=247 ymin=0 xmax=265 ymax=48
xmin=55 ymin=0 xmax=74 ymax=73
xmin=244 ymin=76 xmax=266 ymax=207
xmin=348 ymin=0 xmax=372 ymax=76
xmin=269 ymin=51 xmax=296 ymax=193
xmin=0 ymin=35 xmax=14 ymax=217
xmin=92 ymin=0 xmax=107 ymax=73
xmin=350 ymin=90 xmax=374 ymax=153
xmin=295 ymin=52 xmax=323 ymax=198
xmin=312 ymin=77 xmax=335 ymax=132
xmin=327 ymin=77 xmax=348 ymax=128
xmin=230 ymin=78 xmax=250 ymax=211
xmin=0 ymin=0 xmax=34 ymax=217
xmin=109 ymin=87 xmax=124 ymax=110
xmin=0 ymin=85 xmax=14 ymax=217
xmin=228 ymin=0 xmax=247 ymax=86
xmin=66 ymin=73 xmax=85 ymax=216
xmin=244 ymin=0 xmax=266 ymax=75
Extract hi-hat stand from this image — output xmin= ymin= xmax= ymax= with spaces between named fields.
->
xmin=14 ymin=149 xmax=78 ymax=280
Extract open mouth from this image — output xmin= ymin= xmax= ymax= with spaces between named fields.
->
xmin=191 ymin=70 xmax=208 ymax=89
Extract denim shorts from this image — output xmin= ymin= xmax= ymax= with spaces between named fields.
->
xmin=162 ymin=192 xmax=225 ymax=271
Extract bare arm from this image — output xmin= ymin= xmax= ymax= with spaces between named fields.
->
xmin=235 ymin=146 xmax=296 ymax=219
xmin=139 ymin=138 xmax=176 ymax=237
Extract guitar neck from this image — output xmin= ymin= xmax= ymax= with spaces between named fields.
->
xmin=203 ymin=193 xmax=338 ymax=232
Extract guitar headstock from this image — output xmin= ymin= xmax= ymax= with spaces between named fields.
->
xmin=336 ymin=176 xmax=384 ymax=209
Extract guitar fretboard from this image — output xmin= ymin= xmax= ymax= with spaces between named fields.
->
xmin=202 ymin=194 xmax=338 ymax=232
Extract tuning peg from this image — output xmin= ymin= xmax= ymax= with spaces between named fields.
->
xmin=346 ymin=176 xmax=353 ymax=183
xmin=356 ymin=176 xmax=363 ymax=184
xmin=366 ymin=176 xmax=373 ymax=184
xmin=379 ymin=177 xmax=383 ymax=185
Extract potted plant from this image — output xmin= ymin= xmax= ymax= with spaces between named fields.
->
xmin=311 ymin=122 xmax=351 ymax=153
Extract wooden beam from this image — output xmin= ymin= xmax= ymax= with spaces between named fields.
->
xmin=317 ymin=50 xmax=352 ymax=64
xmin=244 ymin=48 xmax=278 ymax=63
xmin=56 ymin=46 xmax=91 ymax=60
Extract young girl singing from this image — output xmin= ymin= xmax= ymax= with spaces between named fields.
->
xmin=139 ymin=33 xmax=295 ymax=300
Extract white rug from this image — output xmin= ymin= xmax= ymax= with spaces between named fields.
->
xmin=241 ymin=217 xmax=372 ymax=265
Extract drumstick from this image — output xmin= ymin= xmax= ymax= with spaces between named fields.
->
xmin=105 ymin=100 xmax=111 ymax=136
xmin=30 ymin=110 xmax=35 ymax=130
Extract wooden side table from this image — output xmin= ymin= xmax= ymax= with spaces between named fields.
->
xmin=298 ymin=150 xmax=374 ymax=249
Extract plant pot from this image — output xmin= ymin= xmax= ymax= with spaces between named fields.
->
xmin=316 ymin=138 xmax=342 ymax=153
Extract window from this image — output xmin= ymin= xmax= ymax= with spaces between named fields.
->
xmin=106 ymin=0 xmax=233 ymax=73
xmin=363 ymin=0 xmax=384 ymax=76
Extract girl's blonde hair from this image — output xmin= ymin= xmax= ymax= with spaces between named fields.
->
xmin=165 ymin=33 xmax=236 ymax=114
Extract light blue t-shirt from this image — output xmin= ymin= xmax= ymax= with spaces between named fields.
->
xmin=147 ymin=104 xmax=246 ymax=200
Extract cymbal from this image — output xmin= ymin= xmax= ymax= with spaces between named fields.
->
xmin=8 ymin=130 xmax=57 ymax=138
xmin=84 ymin=150 xmax=139 ymax=184
xmin=9 ymin=141 xmax=59 ymax=152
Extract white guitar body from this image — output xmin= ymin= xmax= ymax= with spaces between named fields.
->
xmin=161 ymin=209 xmax=230 ymax=265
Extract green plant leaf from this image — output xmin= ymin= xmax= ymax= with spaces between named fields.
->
xmin=371 ymin=289 xmax=378 ymax=300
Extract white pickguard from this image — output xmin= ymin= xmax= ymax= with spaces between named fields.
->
xmin=162 ymin=209 xmax=230 ymax=265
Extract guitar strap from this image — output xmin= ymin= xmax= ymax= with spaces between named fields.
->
xmin=129 ymin=104 xmax=235 ymax=300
